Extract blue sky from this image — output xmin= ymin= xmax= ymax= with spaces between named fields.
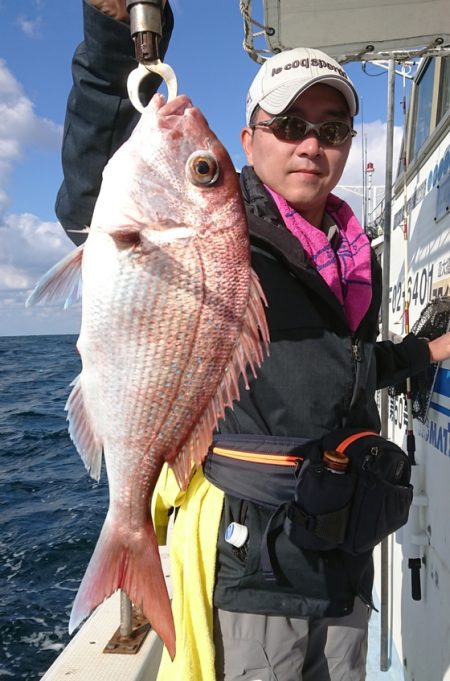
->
xmin=0 ymin=0 xmax=406 ymax=336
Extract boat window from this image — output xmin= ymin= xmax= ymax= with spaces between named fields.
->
xmin=411 ymin=60 xmax=436 ymax=159
xmin=437 ymin=56 xmax=450 ymax=124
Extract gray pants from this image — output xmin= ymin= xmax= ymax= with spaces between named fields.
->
xmin=214 ymin=598 xmax=370 ymax=681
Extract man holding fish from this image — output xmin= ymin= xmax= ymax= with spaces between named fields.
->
xmin=51 ymin=1 xmax=450 ymax=679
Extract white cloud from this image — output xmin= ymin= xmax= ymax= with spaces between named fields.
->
xmin=1 ymin=213 xmax=74 ymax=286
xmin=0 ymin=59 xmax=23 ymax=99
xmin=0 ymin=212 xmax=81 ymax=336
xmin=0 ymin=59 xmax=62 ymax=212
xmin=0 ymin=63 xmax=61 ymax=148
xmin=337 ymin=119 xmax=403 ymax=222
xmin=0 ymin=60 xmax=79 ymax=336
xmin=17 ymin=15 xmax=42 ymax=39
xmin=0 ymin=289 xmax=81 ymax=337
xmin=0 ymin=263 xmax=30 ymax=289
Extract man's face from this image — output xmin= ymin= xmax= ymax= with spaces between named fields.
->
xmin=241 ymin=83 xmax=353 ymax=227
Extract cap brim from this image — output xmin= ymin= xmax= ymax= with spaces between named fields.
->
xmin=258 ymin=76 xmax=359 ymax=119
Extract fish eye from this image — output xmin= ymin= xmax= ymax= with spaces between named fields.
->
xmin=186 ymin=150 xmax=220 ymax=186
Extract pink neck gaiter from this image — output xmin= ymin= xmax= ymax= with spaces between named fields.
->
xmin=266 ymin=187 xmax=372 ymax=333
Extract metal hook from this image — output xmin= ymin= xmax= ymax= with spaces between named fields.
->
xmin=127 ymin=60 xmax=178 ymax=113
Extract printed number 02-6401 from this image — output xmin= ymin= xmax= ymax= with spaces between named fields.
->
xmin=389 ymin=265 xmax=434 ymax=314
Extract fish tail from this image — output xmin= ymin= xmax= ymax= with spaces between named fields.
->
xmin=68 ymin=513 xmax=176 ymax=659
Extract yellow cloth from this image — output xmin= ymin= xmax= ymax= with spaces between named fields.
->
xmin=152 ymin=464 xmax=224 ymax=681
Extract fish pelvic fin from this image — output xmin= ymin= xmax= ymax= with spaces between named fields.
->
xmin=25 ymin=243 xmax=84 ymax=309
xmin=69 ymin=511 xmax=176 ymax=660
xmin=172 ymin=267 xmax=270 ymax=488
xmin=65 ymin=374 xmax=103 ymax=481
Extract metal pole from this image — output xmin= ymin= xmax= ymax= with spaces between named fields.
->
xmin=379 ymin=58 xmax=396 ymax=672
xmin=120 ymin=590 xmax=133 ymax=637
xmin=361 ymin=98 xmax=366 ymax=227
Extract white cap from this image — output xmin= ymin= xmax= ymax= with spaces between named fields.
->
xmin=225 ymin=522 xmax=249 ymax=548
xmin=246 ymin=47 xmax=359 ymax=125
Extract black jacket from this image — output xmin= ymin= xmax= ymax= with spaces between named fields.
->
xmin=55 ymin=0 xmax=173 ymax=243
xmin=218 ymin=166 xmax=430 ymax=442
xmin=213 ymin=166 xmax=430 ymax=617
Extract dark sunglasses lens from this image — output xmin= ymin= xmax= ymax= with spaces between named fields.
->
xmin=272 ymin=117 xmax=308 ymax=140
xmin=270 ymin=118 xmax=350 ymax=144
xmin=319 ymin=122 xmax=350 ymax=145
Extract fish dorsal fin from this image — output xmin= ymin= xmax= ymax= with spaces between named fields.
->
xmin=65 ymin=374 xmax=103 ymax=481
xmin=26 ymin=244 xmax=84 ymax=309
xmin=171 ymin=268 xmax=270 ymax=489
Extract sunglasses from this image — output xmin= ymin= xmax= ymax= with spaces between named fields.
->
xmin=250 ymin=115 xmax=357 ymax=146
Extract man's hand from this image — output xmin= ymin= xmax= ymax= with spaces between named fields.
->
xmin=428 ymin=332 xmax=450 ymax=363
xmin=86 ymin=0 xmax=129 ymax=22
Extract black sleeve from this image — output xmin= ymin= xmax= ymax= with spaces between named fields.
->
xmin=374 ymin=333 xmax=431 ymax=389
xmin=55 ymin=0 xmax=174 ymax=245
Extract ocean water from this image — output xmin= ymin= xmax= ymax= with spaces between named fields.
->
xmin=0 ymin=335 xmax=109 ymax=680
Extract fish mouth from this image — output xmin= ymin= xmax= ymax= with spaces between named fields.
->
xmin=157 ymin=93 xmax=193 ymax=117
xmin=154 ymin=94 xmax=210 ymax=133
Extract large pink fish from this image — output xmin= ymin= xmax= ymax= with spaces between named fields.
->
xmin=27 ymin=94 xmax=269 ymax=658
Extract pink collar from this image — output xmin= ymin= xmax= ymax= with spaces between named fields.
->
xmin=266 ymin=187 xmax=372 ymax=333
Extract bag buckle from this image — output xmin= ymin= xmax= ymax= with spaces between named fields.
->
xmin=286 ymin=503 xmax=316 ymax=531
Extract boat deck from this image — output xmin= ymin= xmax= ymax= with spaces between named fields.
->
xmin=41 ymin=546 xmax=404 ymax=681
xmin=367 ymin=598 xmax=404 ymax=681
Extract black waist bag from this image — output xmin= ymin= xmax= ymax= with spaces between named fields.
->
xmin=204 ymin=430 xmax=413 ymax=572
xmin=284 ymin=429 xmax=413 ymax=556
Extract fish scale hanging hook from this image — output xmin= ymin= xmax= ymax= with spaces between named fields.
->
xmin=127 ymin=61 xmax=178 ymax=113
xmin=126 ymin=0 xmax=178 ymax=113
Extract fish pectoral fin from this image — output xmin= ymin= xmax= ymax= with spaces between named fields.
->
xmin=65 ymin=374 xmax=103 ymax=481
xmin=26 ymin=243 xmax=84 ymax=308
xmin=171 ymin=268 xmax=270 ymax=489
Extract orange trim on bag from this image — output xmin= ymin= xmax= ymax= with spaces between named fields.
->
xmin=212 ymin=446 xmax=303 ymax=467
xmin=336 ymin=431 xmax=378 ymax=453
xmin=212 ymin=431 xmax=379 ymax=467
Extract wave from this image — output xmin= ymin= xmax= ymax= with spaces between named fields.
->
xmin=0 ymin=335 xmax=109 ymax=680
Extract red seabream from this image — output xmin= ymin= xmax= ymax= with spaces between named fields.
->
xmin=27 ymin=94 xmax=269 ymax=658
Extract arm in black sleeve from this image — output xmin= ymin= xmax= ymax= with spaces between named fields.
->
xmin=55 ymin=0 xmax=174 ymax=245
xmin=374 ymin=332 xmax=431 ymax=390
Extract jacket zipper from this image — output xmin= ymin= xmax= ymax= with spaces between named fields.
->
xmin=352 ymin=339 xmax=362 ymax=362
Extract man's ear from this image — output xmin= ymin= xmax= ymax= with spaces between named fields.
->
xmin=240 ymin=127 xmax=254 ymax=165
